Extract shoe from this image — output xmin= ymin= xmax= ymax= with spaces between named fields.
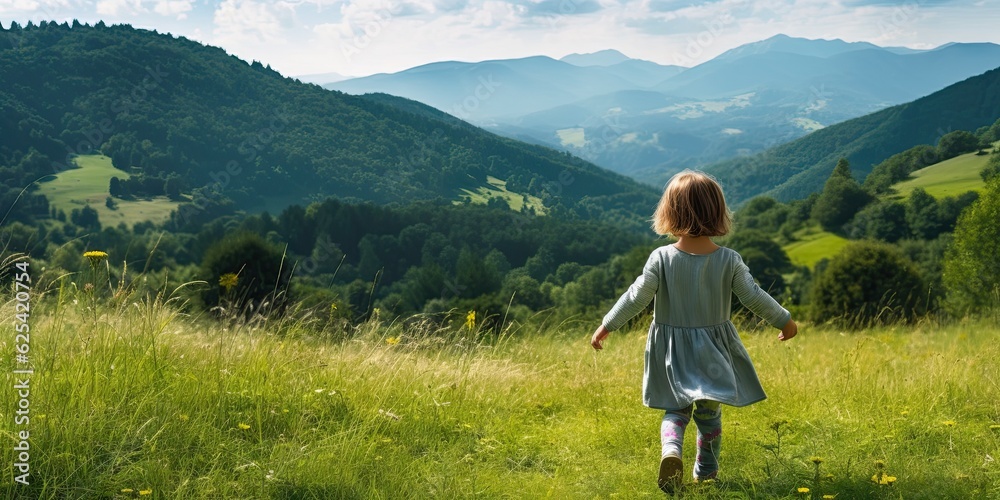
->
xmin=693 ymin=469 xmax=717 ymax=483
xmin=658 ymin=455 xmax=683 ymax=494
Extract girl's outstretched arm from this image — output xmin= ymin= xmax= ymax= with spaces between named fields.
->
xmin=778 ymin=318 xmax=797 ymax=341
xmin=602 ymin=252 xmax=660 ymax=332
xmin=732 ymin=256 xmax=791 ymax=330
xmin=591 ymin=324 xmax=610 ymax=350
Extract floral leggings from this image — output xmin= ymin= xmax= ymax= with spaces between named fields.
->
xmin=660 ymin=400 xmax=722 ymax=479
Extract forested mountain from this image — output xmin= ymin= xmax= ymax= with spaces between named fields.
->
xmin=706 ymin=66 xmax=1000 ymax=205
xmin=0 ymin=21 xmax=658 ymax=229
xmin=329 ymin=35 xmax=1000 ymax=186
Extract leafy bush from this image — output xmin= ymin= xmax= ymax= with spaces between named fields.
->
xmin=863 ymin=145 xmax=939 ymax=194
xmin=936 ymin=130 xmax=981 ymax=159
xmin=200 ymin=231 xmax=291 ymax=315
xmin=905 ymin=188 xmax=942 ymax=240
xmin=981 ymin=150 xmax=1000 ymax=182
xmin=810 ymin=241 xmax=927 ymax=327
xmin=847 ymin=201 xmax=908 ymax=242
xmin=943 ymin=178 xmax=1000 ymax=314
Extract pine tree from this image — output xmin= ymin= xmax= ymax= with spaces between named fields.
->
xmin=811 ymin=158 xmax=872 ymax=232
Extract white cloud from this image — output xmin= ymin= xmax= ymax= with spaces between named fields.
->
xmin=153 ymin=0 xmax=194 ymax=19
xmin=0 ymin=0 xmax=39 ymax=14
xmin=94 ymin=0 xmax=192 ymax=18
xmin=0 ymin=0 xmax=74 ymax=16
xmin=95 ymin=0 xmax=144 ymax=16
xmin=213 ymin=0 xmax=283 ymax=43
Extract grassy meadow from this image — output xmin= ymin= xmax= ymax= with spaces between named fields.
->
xmin=456 ymin=176 xmax=547 ymax=215
xmin=35 ymin=155 xmax=180 ymax=228
xmin=892 ymin=143 xmax=996 ymax=200
xmin=783 ymin=227 xmax=849 ymax=269
xmin=1 ymin=274 xmax=999 ymax=499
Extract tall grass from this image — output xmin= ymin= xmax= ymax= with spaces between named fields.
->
xmin=1 ymin=282 xmax=999 ymax=498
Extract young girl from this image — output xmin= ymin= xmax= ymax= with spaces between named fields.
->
xmin=590 ymin=170 xmax=797 ymax=493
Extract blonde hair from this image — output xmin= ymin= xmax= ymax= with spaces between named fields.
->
xmin=651 ymin=170 xmax=732 ymax=237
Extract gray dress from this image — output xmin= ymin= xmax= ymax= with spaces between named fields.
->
xmin=602 ymin=245 xmax=790 ymax=411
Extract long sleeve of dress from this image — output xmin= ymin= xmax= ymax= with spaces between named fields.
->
xmin=732 ymin=257 xmax=790 ymax=329
xmin=602 ymin=252 xmax=659 ymax=331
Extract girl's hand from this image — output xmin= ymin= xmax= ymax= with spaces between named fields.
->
xmin=778 ymin=319 xmax=797 ymax=341
xmin=591 ymin=325 xmax=610 ymax=350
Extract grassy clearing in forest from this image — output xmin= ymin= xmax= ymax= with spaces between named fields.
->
xmin=35 ymin=154 xmax=180 ymax=228
xmin=892 ymin=143 xmax=996 ymax=200
xmin=1 ymin=282 xmax=998 ymax=498
xmin=455 ymin=175 xmax=546 ymax=214
xmin=783 ymin=227 xmax=849 ymax=269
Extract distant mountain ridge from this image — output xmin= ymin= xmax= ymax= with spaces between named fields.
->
xmin=560 ymin=49 xmax=633 ymax=66
xmin=328 ymin=35 xmax=1000 ymax=188
xmin=293 ymin=71 xmax=355 ymax=85
xmin=711 ymin=34 xmax=888 ymax=61
xmin=704 ymin=65 xmax=1000 ymax=205
xmin=329 ymin=55 xmax=654 ymax=120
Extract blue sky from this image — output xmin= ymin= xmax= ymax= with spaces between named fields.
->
xmin=2 ymin=0 xmax=998 ymax=78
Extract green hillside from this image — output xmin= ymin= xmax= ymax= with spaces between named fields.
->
xmin=0 ymin=22 xmax=658 ymax=230
xmin=782 ymin=226 xmax=850 ymax=268
xmin=36 ymin=154 xmax=179 ymax=227
xmin=893 ymin=144 xmax=995 ymax=199
xmin=706 ymin=66 xmax=1000 ymax=205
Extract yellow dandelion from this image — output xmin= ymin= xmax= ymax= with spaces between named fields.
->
xmin=900 ymin=410 xmax=909 ymax=416
xmin=84 ymin=250 xmax=108 ymax=269
xmin=810 ymin=456 xmax=824 ymax=465
xmin=872 ymin=473 xmax=897 ymax=485
xmin=178 ymin=414 xmax=189 ymax=421
xmin=797 ymin=487 xmax=810 ymax=494
xmin=121 ymin=489 xmax=134 ymax=494
xmin=465 ymin=310 xmax=476 ymax=329
xmin=219 ymin=273 xmax=239 ymax=293
xmin=330 ymin=302 xmax=338 ymax=312
xmin=139 ymin=489 xmax=152 ymax=496
xmin=386 ymin=336 xmax=400 ymax=346
xmin=823 ymin=496 xmax=836 ymax=499
xmin=942 ymin=420 xmax=956 ymax=427
xmin=238 ymin=423 xmax=251 ymax=430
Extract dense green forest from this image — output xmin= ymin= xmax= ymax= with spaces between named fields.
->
xmin=706 ymin=67 xmax=1000 ymax=205
xmin=4 ymin=196 xmax=664 ymax=328
xmin=0 ymin=21 xmax=658 ymax=232
xmin=9 ymin=137 xmax=996 ymax=329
